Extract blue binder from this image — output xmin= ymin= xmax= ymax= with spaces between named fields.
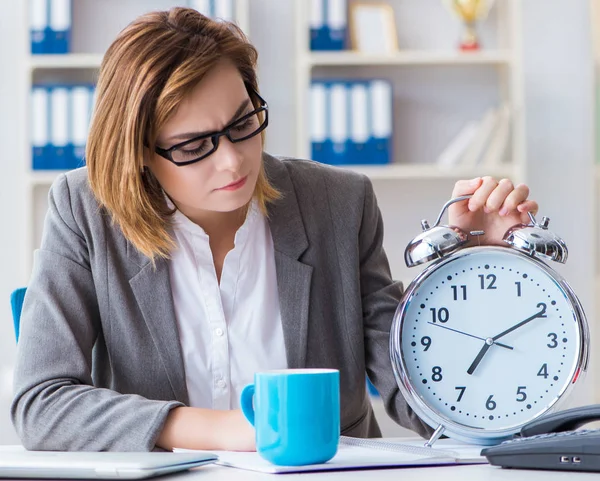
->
xmin=49 ymin=86 xmax=70 ymax=169
xmin=310 ymin=0 xmax=347 ymax=51
xmin=348 ymin=82 xmax=369 ymax=165
xmin=310 ymin=82 xmax=328 ymax=165
xmin=31 ymin=86 xmax=50 ymax=170
xmin=48 ymin=0 xmax=71 ymax=54
xmin=69 ymin=85 xmax=93 ymax=169
xmin=368 ymin=80 xmax=392 ymax=165
xmin=30 ymin=0 xmax=49 ymax=54
xmin=309 ymin=0 xmax=327 ymax=50
xmin=328 ymin=82 xmax=348 ymax=165
xmin=326 ymin=0 xmax=347 ymax=51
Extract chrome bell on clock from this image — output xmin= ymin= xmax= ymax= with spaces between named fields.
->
xmin=404 ymin=195 xmax=470 ymax=268
xmin=503 ymin=212 xmax=568 ymax=264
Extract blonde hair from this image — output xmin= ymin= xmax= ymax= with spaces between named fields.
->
xmin=86 ymin=8 xmax=280 ymax=260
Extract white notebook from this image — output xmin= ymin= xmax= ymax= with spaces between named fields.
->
xmin=174 ymin=436 xmax=486 ymax=474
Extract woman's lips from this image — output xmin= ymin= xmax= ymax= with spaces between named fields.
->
xmin=217 ymin=175 xmax=247 ymax=191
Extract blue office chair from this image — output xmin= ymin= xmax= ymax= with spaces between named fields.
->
xmin=10 ymin=287 xmax=26 ymax=343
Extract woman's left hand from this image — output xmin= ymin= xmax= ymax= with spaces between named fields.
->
xmin=448 ymin=177 xmax=539 ymax=246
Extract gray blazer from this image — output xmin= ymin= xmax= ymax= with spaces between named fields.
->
xmin=11 ymin=153 xmax=431 ymax=451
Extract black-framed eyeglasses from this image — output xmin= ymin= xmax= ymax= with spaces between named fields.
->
xmin=154 ymin=85 xmax=268 ymax=167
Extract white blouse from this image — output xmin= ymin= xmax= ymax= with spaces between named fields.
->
xmin=168 ymin=200 xmax=288 ymax=409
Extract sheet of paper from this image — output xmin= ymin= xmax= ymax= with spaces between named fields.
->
xmin=174 ymin=441 xmax=475 ymax=474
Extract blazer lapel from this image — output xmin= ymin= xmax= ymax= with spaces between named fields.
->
xmin=264 ymin=154 xmax=313 ymax=369
xmin=127 ymin=247 xmax=189 ymax=405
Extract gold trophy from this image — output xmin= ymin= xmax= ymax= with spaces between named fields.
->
xmin=443 ymin=0 xmax=495 ymax=51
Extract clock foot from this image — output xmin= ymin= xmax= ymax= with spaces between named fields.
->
xmin=424 ymin=424 xmax=446 ymax=448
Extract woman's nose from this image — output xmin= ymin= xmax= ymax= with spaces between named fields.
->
xmin=213 ymin=137 xmax=243 ymax=172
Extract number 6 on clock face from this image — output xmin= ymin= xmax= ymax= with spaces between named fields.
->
xmin=391 ymin=246 xmax=588 ymax=445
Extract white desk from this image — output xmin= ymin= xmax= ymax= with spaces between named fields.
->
xmin=1 ymin=445 xmax=597 ymax=480
xmin=176 ymin=464 xmax=599 ymax=480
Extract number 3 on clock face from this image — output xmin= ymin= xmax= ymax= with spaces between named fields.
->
xmin=391 ymin=246 xmax=588 ymax=445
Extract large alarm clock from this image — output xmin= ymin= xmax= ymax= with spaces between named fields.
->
xmin=390 ymin=195 xmax=589 ymax=446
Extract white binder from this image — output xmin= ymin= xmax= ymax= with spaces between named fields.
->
xmin=71 ymin=86 xmax=91 ymax=165
xmin=329 ymin=83 xmax=348 ymax=156
xmin=350 ymin=83 xmax=369 ymax=144
xmin=370 ymin=80 xmax=392 ymax=140
xmin=50 ymin=86 xmax=69 ymax=167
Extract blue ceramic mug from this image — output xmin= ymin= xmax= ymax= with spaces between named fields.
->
xmin=240 ymin=368 xmax=340 ymax=466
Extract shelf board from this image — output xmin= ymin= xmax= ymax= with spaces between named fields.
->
xmin=341 ymin=163 xmax=516 ymax=180
xmin=304 ymin=50 xmax=514 ymax=67
xmin=28 ymin=171 xmax=68 ymax=186
xmin=29 ymin=54 xmax=104 ymax=70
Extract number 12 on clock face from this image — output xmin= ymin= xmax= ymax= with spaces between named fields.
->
xmin=394 ymin=247 xmax=586 ymax=442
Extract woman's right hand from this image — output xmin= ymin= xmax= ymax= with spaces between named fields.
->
xmin=156 ymin=407 xmax=255 ymax=452
xmin=222 ymin=409 xmax=256 ymax=451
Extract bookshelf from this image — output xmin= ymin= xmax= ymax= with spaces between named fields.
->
xmin=292 ymin=0 xmax=524 ymax=283
xmin=22 ymin=0 xmax=250 ymax=277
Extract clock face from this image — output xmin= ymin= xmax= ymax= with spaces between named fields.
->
xmin=393 ymin=247 xmax=586 ymax=442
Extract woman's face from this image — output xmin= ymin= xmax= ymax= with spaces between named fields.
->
xmin=147 ymin=61 xmax=263 ymax=217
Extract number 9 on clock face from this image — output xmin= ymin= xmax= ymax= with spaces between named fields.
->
xmin=390 ymin=246 xmax=588 ymax=445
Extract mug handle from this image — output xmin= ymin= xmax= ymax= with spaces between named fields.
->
xmin=240 ymin=384 xmax=256 ymax=426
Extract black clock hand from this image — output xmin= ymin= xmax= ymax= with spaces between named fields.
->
xmin=467 ymin=304 xmax=548 ymax=375
xmin=491 ymin=304 xmax=548 ymax=341
xmin=467 ymin=341 xmax=492 ymax=375
xmin=427 ymin=322 xmax=513 ymax=350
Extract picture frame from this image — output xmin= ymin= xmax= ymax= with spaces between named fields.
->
xmin=349 ymin=3 xmax=399 ymax=54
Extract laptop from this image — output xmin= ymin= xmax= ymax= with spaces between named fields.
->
xmin=0 ymin=451 xmax=218 ymax=479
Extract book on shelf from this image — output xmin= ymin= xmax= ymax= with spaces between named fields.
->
xmin=310 ymin=0 xmax=348 ymax=51
xmin=480 ymin=103 xmax=511 ymax=167
xmin=436 ymin=104 xmax=512 ymax=170
xmin=31 ymin=84 xmax=95 ymax=171
xmin=30 ymin=0 xmax=71 ymax=54
xmin=436 ymin=121 xmax=480 ymax=169
xmin=310 ymin=79 xmax=392 ymax=166
xmin=174 ymin=436 xmax=486 ymax=474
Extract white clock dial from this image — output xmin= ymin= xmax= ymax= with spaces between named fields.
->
xmin=393 ymin=247 xmax=585 ymax=442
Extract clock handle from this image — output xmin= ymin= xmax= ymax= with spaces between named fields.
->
xmin=432 ymin=194 xmax=473 ymax=228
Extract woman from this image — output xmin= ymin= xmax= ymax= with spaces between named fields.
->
xmin=11 ymin=8 xmax=538 ymax=452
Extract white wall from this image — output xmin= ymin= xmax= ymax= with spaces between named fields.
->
xmin=0 ymin=0 xmax=595 ymax=444
xmin=0 ymin=0 xmax=27 ymax=443
xmin=521 ymin=0 xmax=596 ymax=404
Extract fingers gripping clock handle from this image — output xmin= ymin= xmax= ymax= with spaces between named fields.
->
xmin=519 ymin=405 xmax=600 ymax=438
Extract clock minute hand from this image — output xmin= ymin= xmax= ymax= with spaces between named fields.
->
xmin=427 ymin=322 xmax=513 ymax=350
xmin=467 ymin=306 xmax=547 ymax=376
xmin=492 ymin=306 xmax=548 ymax=342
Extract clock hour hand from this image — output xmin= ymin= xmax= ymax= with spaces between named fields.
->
xmin=426 ymin=322 xmax=513 ymax=350
xmin=467 ymin=340 xmax=493 ymax=375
